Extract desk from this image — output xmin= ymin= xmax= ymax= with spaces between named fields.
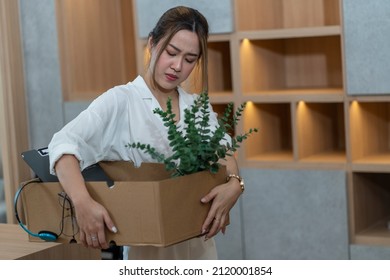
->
xmin=0 ymin=224 xmax=100 ymax=260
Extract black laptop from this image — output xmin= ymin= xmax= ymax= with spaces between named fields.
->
xmin=21 ymin=147 xmax=114 ymax=186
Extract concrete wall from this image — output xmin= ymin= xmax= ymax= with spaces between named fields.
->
xmin=343 ymin=0 xmax=390 ymax=95
xmin=19 ymin=0 xmax=64 ymax=149
xmin=215 ymin=169 xmax=350 ymax=260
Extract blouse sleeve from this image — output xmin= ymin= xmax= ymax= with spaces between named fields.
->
xmin=48 ymin=88 xmax=124 ymax=175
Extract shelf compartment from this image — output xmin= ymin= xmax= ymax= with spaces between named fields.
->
xmin=208 ymin=41 xmax=233 ymax=94
xmin=243 ymin=102 xmax=293 ymax=161
xmin=183 ymin=41 xmax=232 ymax=95
xmin=297 ymin=102 xmax=346 ymax=163
xmin=239 ymin=35 xmax=342 ymax=95
xmin=351 ymin=172 xmax=390 ymax=246
xmin=235 ymin=0 xmax=340 ymax=31
xmin=350 ymin=101 xmax=390 ymax=165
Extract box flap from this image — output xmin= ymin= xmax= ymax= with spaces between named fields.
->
xmin=99 ymin=161 xmax=171 ymax=181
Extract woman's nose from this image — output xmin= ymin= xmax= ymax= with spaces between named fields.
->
xmin=171 ymin=57 xmax=182 ymax=72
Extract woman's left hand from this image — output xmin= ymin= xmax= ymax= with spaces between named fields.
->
xmin=200 ymin=177 xmax=242 ymax=239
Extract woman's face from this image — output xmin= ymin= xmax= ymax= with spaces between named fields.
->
xmin=150 ymin=30 xmax=200 ymax=92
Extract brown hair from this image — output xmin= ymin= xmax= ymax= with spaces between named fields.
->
xmin=148 ymin=6 xmax=209 ymax=93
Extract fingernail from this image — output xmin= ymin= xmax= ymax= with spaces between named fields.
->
xmin=111 ymin=226 xmax=118 ymax=233
xmin=201 ymin=198 xmax=206 ymax=203
xmin=201 ymin=228 xmax=206 ymax=234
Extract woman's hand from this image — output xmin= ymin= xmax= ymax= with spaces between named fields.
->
xmin=54 ymin=154 xmax=117 ymax=249
xmin=200 ymin=177 xmax=242 ymax=239
xmin=73 ymin=196 xmax=117 ymax=249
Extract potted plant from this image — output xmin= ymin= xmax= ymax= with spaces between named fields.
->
xmin=127 ymin=92 xmax=257 ymax=177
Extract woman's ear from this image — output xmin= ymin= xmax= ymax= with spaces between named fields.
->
xmin=147 ymin=37 xmax=153 ymax=50
xmin=146 ymin=37 xmax=154 ymax=64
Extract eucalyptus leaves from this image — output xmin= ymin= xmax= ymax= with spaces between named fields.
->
xmin=126 ymin=92 xmax=257 ymax=177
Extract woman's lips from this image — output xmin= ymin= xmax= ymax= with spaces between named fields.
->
xmin=166 ymin=73 xmax=178 ymax=81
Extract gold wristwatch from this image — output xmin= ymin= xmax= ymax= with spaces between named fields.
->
xmin=227 ymin=174 xmax=245 ymax=193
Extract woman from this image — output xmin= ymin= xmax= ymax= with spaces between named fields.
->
xmin=48 ymin=6 xmax=243 ymax=260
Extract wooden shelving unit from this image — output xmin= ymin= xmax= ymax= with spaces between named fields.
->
xmin=208 ymin=0 xmax=390 ymax=248
xmin=231 ymin=0 xmax=345 ymax=169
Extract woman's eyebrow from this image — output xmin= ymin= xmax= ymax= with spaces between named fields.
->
xmin=168 ymin=43 xmax=199 ymax=57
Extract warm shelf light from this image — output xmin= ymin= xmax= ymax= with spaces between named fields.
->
xmin=297 ymin=100 xmax=306 ymax=109
xmin=241 ymin=38 xmax=250 ymax=49
xmin=243 ymin=101 xmax=258 ymax=131
xmin=244 ymin=101 xmax=255 ymax=116
xmin=351 ymin=100 xmax=359 ymax=107
xmin=350 ymin=100 xmax=359 ymax=117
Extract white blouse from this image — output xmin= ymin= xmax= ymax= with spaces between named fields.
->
xmin=48 ymin=75 xmax=227 ymax=259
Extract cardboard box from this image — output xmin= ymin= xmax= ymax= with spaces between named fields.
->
xmin=21 ymin=162 xmax=226 ymax=247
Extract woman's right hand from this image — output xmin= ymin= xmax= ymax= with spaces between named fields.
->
xmin=54 ymin=154 xmax=117 ymax=249
xmin=73 ymin=195 xmax=117 ymax=249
